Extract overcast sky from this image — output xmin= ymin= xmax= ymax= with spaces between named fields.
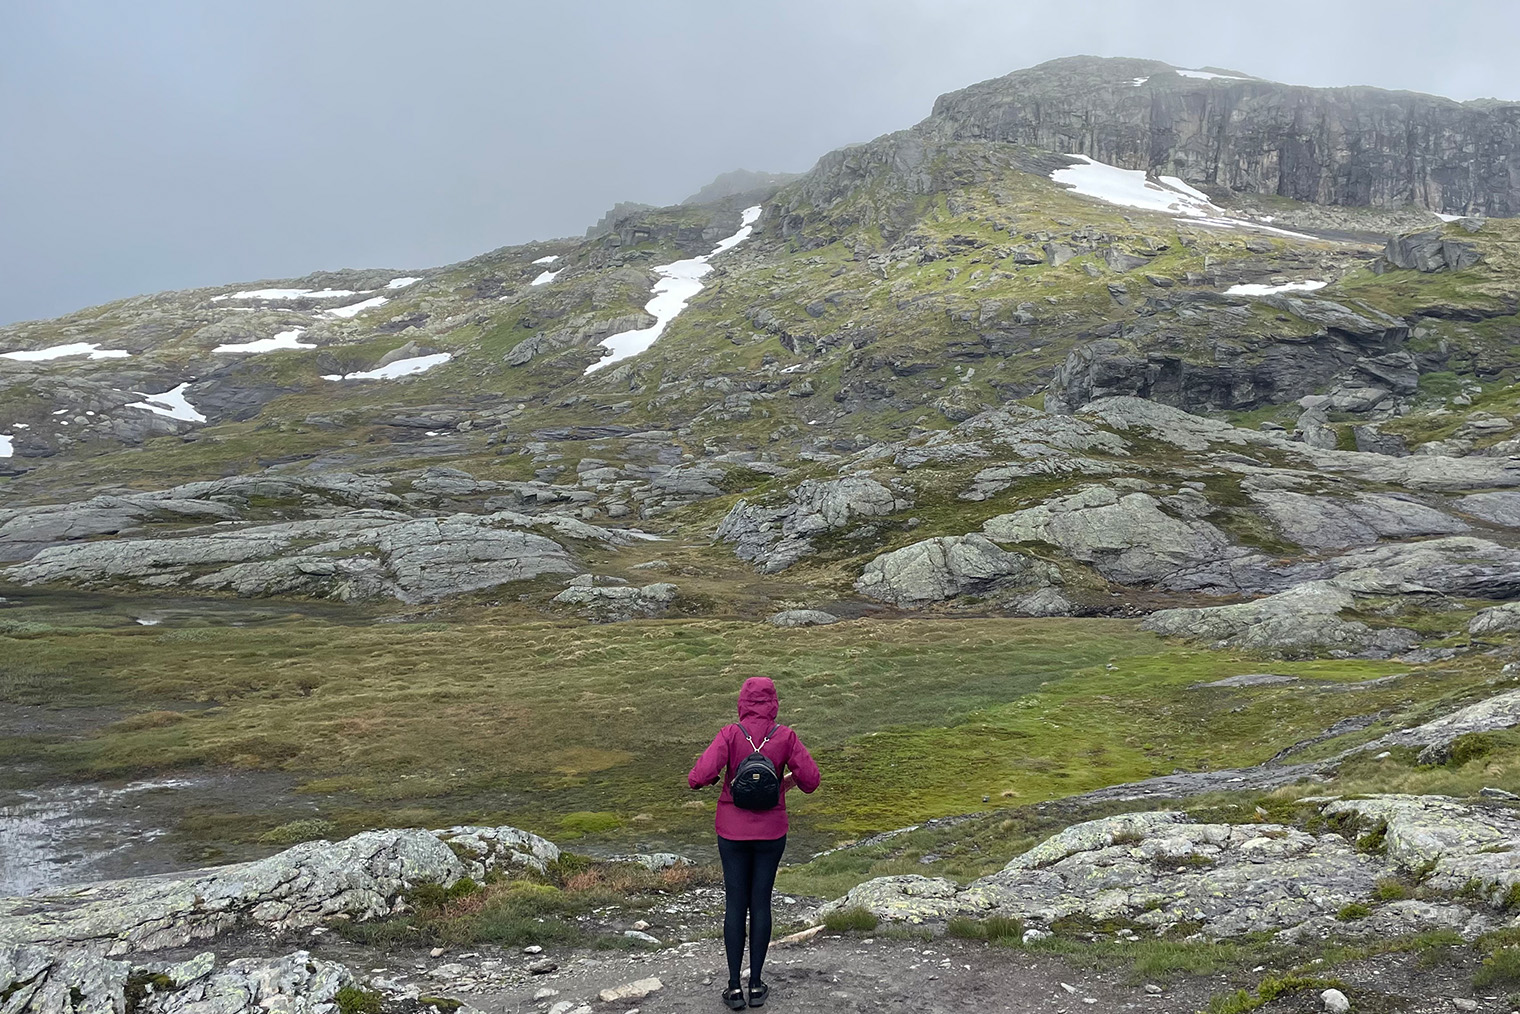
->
xmin=3 ymin=0 xmax=1517 ymax=326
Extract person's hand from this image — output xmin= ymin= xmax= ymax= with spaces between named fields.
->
xmin=782 ymin=772 xmax=797 ymax=791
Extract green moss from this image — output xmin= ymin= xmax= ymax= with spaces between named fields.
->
xmin=560 ymin=811 xmax=623 ymax=837
xmin=334 ymin=987 xmax=383 ymax=1014
xmin=1335 ymin=902 xmax=1371 ymax=921
xmin=124 ymin=973 xmax=176 ymax=1014
xmin=257 ymin=818 xmax=336 ymax=846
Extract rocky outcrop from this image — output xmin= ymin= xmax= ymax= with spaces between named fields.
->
xmin=768 ymin=609 xmax=840 ymax=627
xmin=552 ymin=579 xmax=678 ymax=621
xmin=1358 ymin=689 xmax=1520 ymax=765
xmin=1324 ymin=796 xmax=1520 ymax=905
xmin=0 ymin=824 xmax=554 ymax=957
xmin=854 ymin=534 xmax=1061 ymax=609
xmin=716 ymin=477 xmax=909 ymax=573
xmin=1384 ymin=229 xmax=1483 ymax=272
xmin=5 ymin=829 xmax=444 ymax=955
xmin=1149 ymin=534 xmax=1520 ymax=654
xmin=922 ymin=56 xmax=1520 ymax=217
xmin=0 ymin=824 xmax=556 ymax=1014
xmin=1318 ymin=537 xmax=1520 ymax=598
xmin=1141 ymin=580 xmax=1416 ymax=657
xmin=1084 ymin=397 xmax=1520 ymax=492
xmin=821 ymin=796 xmax=1515 ymax=941
xmin=4 ymin=509 xmax=652 ymax=603
xmin=0 ymin=948 xmax=355 ymax=1014
xmin=1457 ymin=491 xmax=1520 ymax=527
xmin=982 ymin=486 xmax=1230 ymax=585
xmin=1471 ymin=602 xmax=1520 ymax=636
xmin=1246 ymin=490 xmax=1467 ymax=551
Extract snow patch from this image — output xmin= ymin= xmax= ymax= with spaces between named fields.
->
xmin=212 ymin=287 xmax=358 ymax=302
xmin=1 ymin=342 xmax=131 ymax=362
xmin=586 ymin=206 xmax=762 ymax=373
xmin=386 ymin=276 xmax=421 ymax=289
xmin=326 ymin=295 xmax=389 ymax=319
xmin=1052 ymin=156 xmax=1220 ymax=217
xmin=1175 ymin=68 xmax=1249 ymax=81
xmin=530 ymin=269 xmax=561 ymax=286
xmin=213 ymin=328 xmax=315 ymax=354
xmin=1225 ymin=280 xmax=1329 ymax=297
xmin=0 ymin=434 xmax=11 ymax=458
xmin=1130 ymin=76 xmax=1150 ymax=87
xmin=531 ymin=255 xmax=560 ymax=265
xmin=322 ymin=352 xmax=452 ymax=382
xmin=1435 ymin=212 xmax=1468 ymax=223
xmin=126 ymin=383 xmax=206 ymax=423
xmin=1051 ymin=155 xmax=1318 ymax=240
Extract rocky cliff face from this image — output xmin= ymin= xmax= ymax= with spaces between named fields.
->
xmin=923 ymin=56 xmax=1520 ymax=217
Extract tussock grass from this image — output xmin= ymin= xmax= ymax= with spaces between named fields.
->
xmin=822 ymin=907 xmax=879 ymax=932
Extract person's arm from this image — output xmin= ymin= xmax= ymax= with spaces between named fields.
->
xmin=688 ymin=727 xmax=731 ymax=789
xmin=786 ymin=730 xmax=820 ymax=793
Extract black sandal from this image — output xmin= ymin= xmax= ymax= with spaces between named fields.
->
xmin=722 ymin=987 xmax=747 ymax=1010
xmin=748 ymin=981 xmax=769 ymax=1007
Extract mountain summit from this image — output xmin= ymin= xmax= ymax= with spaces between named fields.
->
xmin=923 ymin=56 xmax=1520 ymax=216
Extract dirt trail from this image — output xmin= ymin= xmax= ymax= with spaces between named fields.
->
xmin=303 ymin=933 xmax=1497 ymax=1014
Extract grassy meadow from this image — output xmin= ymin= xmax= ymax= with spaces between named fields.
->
xmin=5 ymin=599 xmax=1510 ymax=868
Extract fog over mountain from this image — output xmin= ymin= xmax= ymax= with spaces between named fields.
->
xmin=2 ymin=0 xmax=1517 ymax=326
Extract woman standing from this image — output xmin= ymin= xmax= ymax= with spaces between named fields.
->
xmin=688 ymin=677 xmax=820 ymax=1010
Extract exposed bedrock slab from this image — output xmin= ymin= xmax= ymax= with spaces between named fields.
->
xmin=821 ymin=797 xmax=1516 ymax=941
xmin=1246 ymin=489 xmax=1467 ymax=551
xmin=1142 ymin=580 xmax=1416 ymax=657
xmin=0 ymin=825 xmax=557 ymax=957
xmin=982 ymin=486 xmax=1231 ymax=585
xmin=2 ymin=510 xmax=648 ymax=603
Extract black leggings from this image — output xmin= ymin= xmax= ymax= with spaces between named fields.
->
xmin=716 ymin=834 xmax=787 ymax=989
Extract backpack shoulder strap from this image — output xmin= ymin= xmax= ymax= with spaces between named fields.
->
xmin=757 ymin=724 xmax=780 ymax=748
xmin=735 ymin=723 xmax=759 ymax=750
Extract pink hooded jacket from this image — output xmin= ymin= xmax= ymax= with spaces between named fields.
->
xmin=688 ymin=677 xmax=820 ymax=840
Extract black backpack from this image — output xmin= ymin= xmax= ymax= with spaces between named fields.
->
xmin=730 ymin=724 xmax=782 ymax=811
